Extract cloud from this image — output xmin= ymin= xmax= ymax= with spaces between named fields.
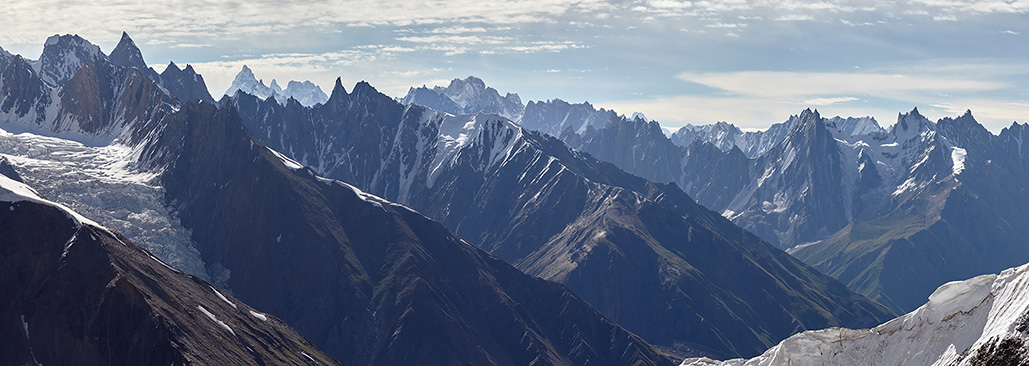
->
xmin=397 ymin=35 xmax=512 ymax=45
xmin=676 ymin=70 xmax=1005 ymax=101
xmin=706 ymin=22 xmax=747 ymax=28
xmin=774 ymin=14 xmax=815 ymax=21
xmin=595 ymin=63 xmax=1027 ymax=132
xmin=804 ymin=96 xmax=859 ymax=106
xmin=170 ymin=43 xmax=213 ymax=48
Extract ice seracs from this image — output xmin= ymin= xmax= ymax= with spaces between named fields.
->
xmin=0 ymin=129 xmax=207 ymax=279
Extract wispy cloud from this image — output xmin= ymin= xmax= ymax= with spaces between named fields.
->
xmin=775 ymin=14 xmax=815 ymax=21
xmin=804 ymin=96 xmax=859 ymax=106
xmin=676 ymin=70 xmax=1004 ymax=101
xmin=597 ymin=63 xmax=1027 ymax=131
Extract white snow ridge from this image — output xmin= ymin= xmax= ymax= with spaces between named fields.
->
xmin=681 ymin=263 xmax=1029 ymax=366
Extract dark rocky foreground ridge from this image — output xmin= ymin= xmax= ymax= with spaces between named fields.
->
xmin=0 ymin=174 xmax=339 ymax=366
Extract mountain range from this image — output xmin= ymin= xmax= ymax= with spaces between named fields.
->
xmin=231 ymin=76 xmax=893 ymax=358
xmin=0 ymin=33 xmax=674 ymax=365
xmin=5 ymin=31 xmax=1029 ymax=365
xmin=224 ymin=65 xmax=328 ymax=107
xmin=402 ymin=76 xmax=1029 ymax=317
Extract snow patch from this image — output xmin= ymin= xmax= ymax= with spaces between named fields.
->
xmin=951 ymin=147 xmax=967 ymax=175
xmin=211 ymin=286 xmax=237 ymax=309
xmin=197 ymin=305 xmax=236 ymax=336
xmin=248 ymin=310 xmax=268 ymax=321
xmin=267 ymin=146 xmax=303 ymax=170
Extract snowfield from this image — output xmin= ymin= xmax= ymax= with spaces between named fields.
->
xmin=682 ymin=263 xmax=1029 ymax=366
xmin=0 ymin=127 xmax=209 ymax=280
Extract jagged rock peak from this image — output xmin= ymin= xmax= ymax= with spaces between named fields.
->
xmin=891 ymin=107 xmax=936 ymax=139
xmin=352 ymin=80 xmax=376 ymax=94
xmin=328 ymin=77 xmax=347 ymax=101
xmin=109 ymin=31 xmax=148 ymax=71
xmin=0 ymin=45 xmax=12 ymax=68
xmin=790 ymin=108 xmax=823 ymax=130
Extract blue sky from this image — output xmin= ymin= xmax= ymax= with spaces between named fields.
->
xmin=3 ymin=0 xmax=1028 ymax=131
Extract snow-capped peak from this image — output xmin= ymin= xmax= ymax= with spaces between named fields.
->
xmin=224 ymin=65 xmax=327 ymax=106
xmin=682 ymin=262 xmax=1029 ymax=366
xmin=34 ymin=34 xmax=107 ymax=87
xmin=401 ymin=76 xmax=524 ymax=121
xmin=825 ymin=116 xmax=884 ymax=137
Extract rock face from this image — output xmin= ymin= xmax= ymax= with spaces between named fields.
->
xmin=157 ymin=62 xmax=215 ymax=104
xmin=107 ymin=31 xmax=151 ymax=74
xmin=141 ymin=102 xmax=673 ymax=366
xmin=681 ymin=262 xmax=1029 ymax=366
xmin=0 ymin=174 xmax=339 ymax=366
xmin=0 ymin=46 xmax=13 ymax=75
xmin=229 ymin=81 xmax=894 ymax=359
xmin=108 ymin=32 xmax=214 ymax=105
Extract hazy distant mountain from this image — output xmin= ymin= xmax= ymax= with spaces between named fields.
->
xmin=224 ymin=65 xmax=328 ymax=107
xmin=401 ymin=76 xmax=524 ymax=120
xmin=522 ymin=98 xmax=618 ymax=137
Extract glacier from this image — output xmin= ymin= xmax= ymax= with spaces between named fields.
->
xmin=0 ymin=127 xmax=208 ymax=280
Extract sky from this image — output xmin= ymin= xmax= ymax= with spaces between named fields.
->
xmin=2 ymin=0 xmax=1028 ymax=132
